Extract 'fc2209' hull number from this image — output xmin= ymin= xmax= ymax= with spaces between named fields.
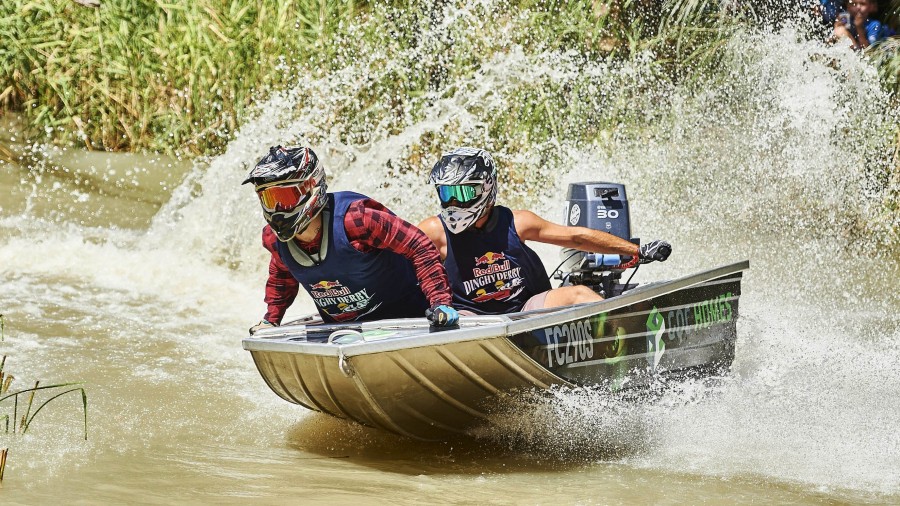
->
xmin=544 ymin=319 xmax=594 ymax=367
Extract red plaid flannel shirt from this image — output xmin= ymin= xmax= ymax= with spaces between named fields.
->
xmin=261 ymin=197 xmax=451 ymax=324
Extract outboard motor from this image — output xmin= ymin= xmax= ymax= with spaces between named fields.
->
xmin=563 ymin=182 xmax=631 ymax=240
xmin=556 ymin=182 xmax=639 ymax=298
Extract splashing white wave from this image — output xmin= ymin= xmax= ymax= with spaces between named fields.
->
xmin=1 ymin=9 xmax=897 ymax=498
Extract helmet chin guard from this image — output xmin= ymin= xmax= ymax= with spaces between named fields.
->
xmin=428 ymin=147 xmax=497 ymax=234
xmin=264 ymin=191 xmax=326 ymax=242
xmin=244 ymin=145 xmax=327 ymax=241
xmin=441 ymin=205 xmax=487 ymax=234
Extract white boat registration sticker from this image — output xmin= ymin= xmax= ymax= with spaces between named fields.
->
xmin=544 ymin=318 xmax=594 ymax=367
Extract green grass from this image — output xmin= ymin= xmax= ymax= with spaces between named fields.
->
xmin=0 ymin=365 xmax=89 ymax=482
xmin=867 ymin=37 xmax=900 ymax=247
xmin=1 ymin=0 xmax=897 ymax=156
xmin=293 ymin=0 xmax=747 ymax=205
xmin=0 ymin=0 xmax=744 ymax=156
xmin=0 ymin=379 xmax=89 ymax=439
xmin=0 ymin=0 xmax=365 ymax=154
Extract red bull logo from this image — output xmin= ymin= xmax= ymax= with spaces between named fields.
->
xmin=474 ymin=251 xmax=506 ymax=266
xmin=309 ymin=279 xmax=351 ymax=299
xmin=310 ymin=280 xmax=342 ymax=290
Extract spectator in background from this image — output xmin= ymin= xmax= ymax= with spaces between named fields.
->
xmin=832 ymin=0 xmax=887 ymax=49
xmin=816 ymin=0 xmax=844 ymax=25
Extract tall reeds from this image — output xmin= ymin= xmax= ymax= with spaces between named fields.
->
xmin=1 ymin=0 xmax=897 ymax=180
xmin=0 ymin=0 xmax=760 ymax=157
xmin=0 ymin=316 xmax=89 ymax=482
xmin=0 ymin=0 xmax=364 ymax=154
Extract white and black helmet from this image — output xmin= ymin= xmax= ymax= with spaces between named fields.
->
xmin=428 ymin=147 xmax=497 ymax=234
xmin=243 ymin=145 xmax=327 ymax=242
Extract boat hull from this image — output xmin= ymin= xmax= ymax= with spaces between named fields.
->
xmin=244 ymin=261 xmax=748 ymax=440
xmin=249 ymin=334 xmax=566 ymax=439
xmin=510 ymin=270 xmax=741 ymax=388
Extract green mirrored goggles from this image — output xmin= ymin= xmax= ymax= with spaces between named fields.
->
xmin=436 ymin=185 xmax=481 ymax=207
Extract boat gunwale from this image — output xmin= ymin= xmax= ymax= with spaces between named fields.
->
xmin=242 ymin=260 xmax=749 ymax=357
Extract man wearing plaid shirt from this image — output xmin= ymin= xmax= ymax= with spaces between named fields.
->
xmin=243 ymin=145 xmax=459 ymax=333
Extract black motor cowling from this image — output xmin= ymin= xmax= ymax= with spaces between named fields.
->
xmin=563 ymin=182 xmax=632 ymax=241
xmin=557 ymin=182 xmax=638 ymax=297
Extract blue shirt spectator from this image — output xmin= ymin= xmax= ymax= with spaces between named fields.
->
xmin=820 ymin=0 xmax=843 ymax=24
xmin=833 ymin=0 xmax=887 ymax=48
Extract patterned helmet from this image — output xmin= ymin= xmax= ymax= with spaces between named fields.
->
xmin=428 ymin=147 xmax=497 ymax=234
xmin=242 ymin=145 xmax=327 ymax=242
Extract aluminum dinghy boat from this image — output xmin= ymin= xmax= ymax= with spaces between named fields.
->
xmin=243 ymin=261 xmax=747 ymax=440
xmin=242 ymin=182 xmax=749 ymax=440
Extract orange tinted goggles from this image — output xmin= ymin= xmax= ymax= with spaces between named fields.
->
xmin=257 ymin=182 xmax=308 ymax=212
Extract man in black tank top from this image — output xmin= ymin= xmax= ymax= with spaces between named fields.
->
xmin=418 ymin=147 xmax=672 ymax=314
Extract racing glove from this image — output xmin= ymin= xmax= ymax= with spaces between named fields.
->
xmin=639 ymin=240 xmax=672 ymax=263
xmin=249 ymin=319 xmax=276 ymax=335
xmin=426 ymin=304 xmax=460 ymax=327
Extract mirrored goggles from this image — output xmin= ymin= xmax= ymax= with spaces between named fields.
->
xmin=436 ymin=184 xmax=481 ymax=208
xmin=257 ymin=182 xmax=309 ymax=212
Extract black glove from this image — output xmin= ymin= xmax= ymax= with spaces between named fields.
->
xmin=639 ymin=240 xmax=672 ymax=263
xmin=425 ymin=304 xmax=460 ymax=327
xmin=249 ymin=319 xmax=276 ymax=335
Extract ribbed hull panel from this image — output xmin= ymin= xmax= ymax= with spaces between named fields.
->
xmin=250 ymin=337 xmax=566 ymax=439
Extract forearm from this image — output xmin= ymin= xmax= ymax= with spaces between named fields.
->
xmin=260 ymin=226 xmax=299 ymax=324
xmin=367 ymin=212 xmax=453 ymax=306
xmin=853 ymin=16 xmax=870 ymax=48
xmin=407 ymin=235 xmax=453 ymax=307
xmin=263 ymin=257 xmax=300 ymax=325
xmin=567 ymin=227 xmax=640 ymax=256
xmin=518 ymin=210 xmax=639 ymax=256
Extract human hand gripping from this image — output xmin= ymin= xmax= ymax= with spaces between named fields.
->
xmin=249 ymin=319 xmax=276 ymax=335
xmin=426 ymin=304 xmax=460 ymax=327
xmin=638 ymin=240 xmax=672 ymax=263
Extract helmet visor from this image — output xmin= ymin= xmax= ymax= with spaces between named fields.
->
xmin=436 ymin=184 xmax=481 ymax=208
xmin=257 ymin=182 xmax=308 ymax=212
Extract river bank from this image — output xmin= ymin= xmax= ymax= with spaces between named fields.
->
xmin=2 ymin=1 xmax=897 ymax=245
xmin=0 ymin=0 xmax=815 ymax=157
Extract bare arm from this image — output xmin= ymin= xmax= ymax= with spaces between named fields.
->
xmin=853 ymin=11 xmax=872 ymax=49
xmin=417 ymin=215 xmax=449 ymax=261
xmin=512 ymin=210 xmax=640 ymax=256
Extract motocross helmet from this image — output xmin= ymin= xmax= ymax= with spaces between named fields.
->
xmin=428 ymin=147 xmax=497 ymax=234
xmin=242 ymin=145 xmax=327 ymax=242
